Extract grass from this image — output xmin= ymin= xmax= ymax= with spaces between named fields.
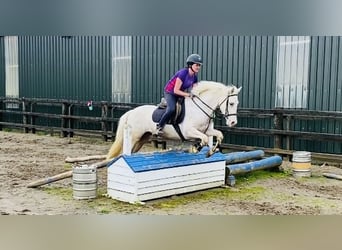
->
xmin=151 ymin=186 xmax=266 ymax=210
xmin=150 ymin=170 xmax=288 ymax=209
xmin=42 ymin=169 xmax=290 ymax=214
xmin=234 ymin=169 xmax=290 ymax=185
xmin=63 ymin=163 xmax=73 ymax=170
xmin=43 ymin=186 xmax=73 ymax=201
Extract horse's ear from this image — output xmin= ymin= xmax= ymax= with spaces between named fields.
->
xmin=237 ymin=86 xmax=242 ymax=93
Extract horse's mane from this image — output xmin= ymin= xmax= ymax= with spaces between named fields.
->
xmin=193 ymin=81 xmax=238 ymax=96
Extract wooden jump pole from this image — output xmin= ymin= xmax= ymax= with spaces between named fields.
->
xmin=28 ymin=124 xmax=132 ymax=188
xmin=27 ymin=159 xmax=112 ymax=188
xmin=322 ymin=172 xmax=342 ymax=181
xmin=65 ymin=155 xmax=107 ymax=163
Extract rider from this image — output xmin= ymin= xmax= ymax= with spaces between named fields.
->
xmin=155 ymin=53 xmax=203 ymax=135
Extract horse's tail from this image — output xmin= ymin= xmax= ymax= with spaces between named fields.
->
xmin=106 ymin=111 xmax=129 ymax=160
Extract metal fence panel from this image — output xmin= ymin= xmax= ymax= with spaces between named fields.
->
xmin=19 ymin=36 xmax=112 ymax=101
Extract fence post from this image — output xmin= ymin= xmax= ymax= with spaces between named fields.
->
xmin=61 ymin=102 xmax=68 ymax=137
xmin=22 ymin=99 xmax=29 ymax=133
xmin=68 ymin=104 xmax=74 ymax=137
xmin=30 ymin=101 xmax=36 ymax=134
xmin=101 ymin=102 xmax=108 ymax=141
xmin=273 ymin=109 xmax=283 ymax=149
xmin=285 ymin=115 xmax=291 ymax=150
xmin=110 ymin=106 xmax=116 ymax=141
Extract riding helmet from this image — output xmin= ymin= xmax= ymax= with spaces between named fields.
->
xmin=186 ymin=54 xmax=203 ymax=66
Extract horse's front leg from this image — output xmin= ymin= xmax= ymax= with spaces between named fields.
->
xmin=204 ymin=125 xmax=224 ymax=156
xmin=183 ymin=128 xmax=209 ymax=147
xmin=205 ymin=125 xmax=224 ymax=144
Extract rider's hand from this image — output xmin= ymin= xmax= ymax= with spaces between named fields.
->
xmin=188 ymin=93 xmax=196 ymax=99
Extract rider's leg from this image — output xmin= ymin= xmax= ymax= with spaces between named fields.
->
xmin=155 ymin=93 xmax=177 ymax=134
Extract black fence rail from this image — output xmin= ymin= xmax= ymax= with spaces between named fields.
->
xmin=1 ymin=98 xmax=341 ymax=157
xmin=217 ymin=108 xmax=342 ymax=162
xmin=0 ymin=97 xmax=140 ymax=140
xmin=219 ymin=108 xmax=342 ymax=150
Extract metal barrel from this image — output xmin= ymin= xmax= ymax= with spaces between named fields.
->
xmin=72 ymin=165 xmax=97 ymax=200
xmin=292 ymin=151 xmax=311 ymax=178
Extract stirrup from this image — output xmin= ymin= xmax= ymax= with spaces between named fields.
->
xmin=154 ymin=125 xmax=164 ymax=136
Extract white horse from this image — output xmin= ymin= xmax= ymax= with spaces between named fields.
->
xmin=106 ymin=81 xmax=242 ymax=159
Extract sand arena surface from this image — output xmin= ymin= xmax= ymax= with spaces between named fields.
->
xmin=1 ymin=130 xmax=342 ymax=215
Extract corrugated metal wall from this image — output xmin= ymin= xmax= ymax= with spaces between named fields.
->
xmin=132 ymin=36 xmax=277 ymax=109
xmin=296 ymin=36 xmax=342 ymax=153
xmin=0 ymin=35 xmax=341 ymax=153
xmin=1 ymin=35 xmax=340 ymax=111
xmin=18 ymin=36 xmax=112 ymax=101
xmin=131 ymin=36 xmax=277 ymax=148
xmin=0 ymin=37 xmax=5 ymax=97
xmin=309 ymin=36 xmax=342 ymax=111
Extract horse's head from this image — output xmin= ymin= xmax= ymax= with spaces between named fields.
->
xmin=218 ymin=85 xmax=242 ymax=127
xmin=192 ymin=81 xmax=242 ymax=127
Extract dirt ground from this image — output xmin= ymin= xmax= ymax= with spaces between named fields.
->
xmin=1 ymin=130 xmax=342 ymax=215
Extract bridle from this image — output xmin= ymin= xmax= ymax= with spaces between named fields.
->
xmin=191 ymin=93 xmax=238 ymax=121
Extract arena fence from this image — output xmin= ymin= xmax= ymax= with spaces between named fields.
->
xmin=1 ymin=97 xmax=341 ymax=159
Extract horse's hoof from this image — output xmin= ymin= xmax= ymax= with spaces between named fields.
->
xmin=193 ymin=142 xmax=203 ymax=152
xmin=206 ymin=149 xmax=215 ymax=158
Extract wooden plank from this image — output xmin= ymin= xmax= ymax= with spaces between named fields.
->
xmin=108 ymin=168 xmax=224 ymax=188
xmin=136 ymin=175 xmax=224 ymax=195
xmin=108 ymin=161 xmax=225 ymax=181
xmin=107 ymin=181 xmax=224 ymax=203
xmin=108 ymin=170 xmax=224 ymax=193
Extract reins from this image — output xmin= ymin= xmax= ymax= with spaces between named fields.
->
xmin=191 ymin=93 xmax=238 ymax=119
xmin=191 ymin=92 xmax=238 ymax=133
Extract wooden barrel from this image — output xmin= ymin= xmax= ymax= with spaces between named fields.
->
xmin=72 ymin=165 xmax=97 ymax=199
xmin=292 ymin=151 xmax=311 ymax=177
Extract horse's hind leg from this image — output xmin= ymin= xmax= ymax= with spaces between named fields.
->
xmin=131 ymin=132 xmax=152 ymax=153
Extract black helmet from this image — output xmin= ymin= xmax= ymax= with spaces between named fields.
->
xmin=186 ymin=54 xmax=202 ymax=66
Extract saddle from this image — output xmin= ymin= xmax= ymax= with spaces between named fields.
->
xmin=152 ymin=97 xmax=185 ymax=125
xmin=152 ymin=97 xmax=186 ymax=141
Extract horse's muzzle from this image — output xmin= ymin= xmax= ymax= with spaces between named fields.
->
xmin=226 ymin=119 xmax=237 ymax=127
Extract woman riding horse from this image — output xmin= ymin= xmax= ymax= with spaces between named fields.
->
xmin=106 ymin=81 xmax=241 ymax=160
xmin=156 ymin=54 xmax=203 ymax=135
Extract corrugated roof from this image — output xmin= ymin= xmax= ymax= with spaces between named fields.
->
xmin=109 ymin=147 xmax=226 ymax=172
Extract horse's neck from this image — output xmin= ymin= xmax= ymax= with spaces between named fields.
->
xmin=186 ymin=91 xmax=218 ymax=117
xmin=198 ymin=91 xmax=220 ymax=110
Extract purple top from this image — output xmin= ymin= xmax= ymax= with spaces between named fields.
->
xmin=164 ymin=68 xmax=198 ymax=95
